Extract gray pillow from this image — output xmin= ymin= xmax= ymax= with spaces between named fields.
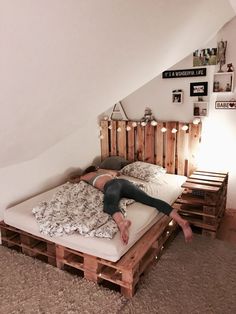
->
xmin=99 ymin=156 xmax=130 ymax=170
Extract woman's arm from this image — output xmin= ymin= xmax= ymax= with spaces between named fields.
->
xmin=99 ymin=169 xmax=120 ymax=177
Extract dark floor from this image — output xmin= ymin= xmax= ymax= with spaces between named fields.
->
xmin=217 ymin=209 xmax=236 ymax=245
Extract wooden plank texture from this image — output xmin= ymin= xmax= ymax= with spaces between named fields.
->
xmin=100 ymin=120 xmax=201 ymax=175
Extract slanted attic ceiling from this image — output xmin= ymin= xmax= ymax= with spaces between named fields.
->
xmin=0 ymin=0 xmax=235 ymax=168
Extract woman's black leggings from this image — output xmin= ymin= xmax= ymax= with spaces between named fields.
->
xmin=103 ymin=178 xmax=173 ymax=216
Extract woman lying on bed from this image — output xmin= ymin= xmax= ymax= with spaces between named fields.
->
xmin=70 ymin=166 xmax=193 ymax=245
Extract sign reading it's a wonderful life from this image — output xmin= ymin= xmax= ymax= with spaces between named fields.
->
xmin=162 ymin=68 xmax=206 ymax=79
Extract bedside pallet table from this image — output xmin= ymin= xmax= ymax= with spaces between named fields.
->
xmin=173 ymin=170 xmax=228 ymax=238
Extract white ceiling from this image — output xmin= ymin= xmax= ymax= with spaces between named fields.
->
xmin=0 ymin=0 xmax=235 ymax=168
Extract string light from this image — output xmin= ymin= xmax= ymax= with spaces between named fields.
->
xmin=99 ymin=120 xmax=200 ymax=140
xmin=181 ymin=125 xmax=188 ymax=131
xmin=193 ymin=118 xmax=201 ymax=125
xmin=151 ymin=120 xmax=158 ymax=126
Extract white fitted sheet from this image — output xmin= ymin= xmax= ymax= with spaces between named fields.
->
xmin=3 ymin=174 xmax=186 ymax=262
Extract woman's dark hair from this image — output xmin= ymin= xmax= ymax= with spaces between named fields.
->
xmin=82 ymin=165 xmax=98 ymax=175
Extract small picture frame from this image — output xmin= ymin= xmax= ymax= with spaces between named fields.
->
xmin=172 ymin=90 xmax=183 ymax=104
xmin=193 ymin=102 xmax=208 ymax=116
xmin=190 ymin=82 xmax=208 ymax=96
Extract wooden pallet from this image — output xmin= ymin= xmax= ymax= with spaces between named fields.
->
xmin=100 ymin=120 xmax=201 ymax=176
xmin=174 ymin=170 xmax=228 ymax=238
xmin=0 ymin=217 xmax=178 ymax=298
xmin=0 ymin=222 xmax=56 ymax=265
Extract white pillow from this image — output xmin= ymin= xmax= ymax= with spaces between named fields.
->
xmin=120 ymin=161 xmax=166 ymax=182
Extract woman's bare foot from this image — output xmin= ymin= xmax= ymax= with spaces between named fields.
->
xmin=118 ymin=219 xmax=131 ymax=245
xmin=181 ymin=221 xmax=193 ymax=243
xmin=169 ymin=209 xmax=193 ymax=243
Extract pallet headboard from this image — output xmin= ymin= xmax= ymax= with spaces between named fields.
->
xmin=100 ymin=120 xmax=202 ymax=176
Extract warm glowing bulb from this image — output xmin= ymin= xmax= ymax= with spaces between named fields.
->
xmin=171 ymin=128 xmax=177 ymax=133
xmin=117 ymin=127 xmax=121 ymax=132
xmin=161 ymin=127 xmax=167 ymax=133
xmin=141 ymin=121 xmax=147 ymax=126
xmin=193 ymin=118 xmax=201 ymax=125
xmin=181 ymin=125 xmax=188 ymax=131
xmin=132 ymin=122 xmax=137 ymax=127
xmin=108 ymin=125 xmax=112 ymax=130
xmin=151 ymin=120 xmax=158 ymax=126
xmin=126 ymin=126 xmax=131 ymax=131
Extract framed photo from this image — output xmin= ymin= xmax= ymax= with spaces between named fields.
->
xmin=193 ymin=48 xmax=217 ymax=66
xmin=193 ymin=102 xmax=208 ymax=116
xmin=172 ymin=90 xmax=183 ymax=104
xmin=190 ymin=82 xmax=208 ymax=96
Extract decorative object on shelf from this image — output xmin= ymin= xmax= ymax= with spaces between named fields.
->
xmin=162 ymin=68 xmax=206 ymax=79
xmin=172 ymin=90 xmax=183 ymax=103
xmin=140 ymin=107 xmax=157 ymax=125
xmin=217 ymin=40 xmax=227 ymax=72
xmin=109 ymin=102 xmax=128 ymax=121
xmin=227 ymin=63 xmax=234 ymax=72
xmin=190 ymin=82 xmax=208 ymax=96
xmin=213 ymin=72 xmax=234 ymax=92
xmin=193 ymin=102 xmax=208 ymax=116
xmin=215 ymin=100 xmax=236 ymax=109
xmin=193 ymin=48 xmax=217 ymax=66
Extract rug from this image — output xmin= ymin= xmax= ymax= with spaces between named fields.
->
xmin=1 ymin=233 xmax=236 ymax=314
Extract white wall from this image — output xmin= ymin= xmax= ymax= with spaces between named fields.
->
xmin=0 ymin=1 xmax=235 ymax=218
xmin=0 ymin=117 xmax=100 ymax=219
xmin=0 ymin=0 xmax=234 ymax=168
xmin=117 ymin=17 xmax=236 ymax=209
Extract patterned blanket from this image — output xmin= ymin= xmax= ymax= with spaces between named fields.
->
xmin=32 ymin=181 xmax=139 ymax=239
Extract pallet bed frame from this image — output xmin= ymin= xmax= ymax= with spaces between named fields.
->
xmin=0 ymin=120 xmax=201 ymax=298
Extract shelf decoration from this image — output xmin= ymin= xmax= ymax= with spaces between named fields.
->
xmin=217 ymin=40 xmax=227 ymax=72
xmin=109 ymin=102 xmax=128 ymax=121
xmin=140 ymin=107 xmax=157 ymax=126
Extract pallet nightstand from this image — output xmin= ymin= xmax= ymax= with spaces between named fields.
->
xmin=173 ymin=170 xmax=228 ymax=238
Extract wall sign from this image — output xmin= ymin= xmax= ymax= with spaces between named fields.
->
xmin=215 ymin=101 xmax=236 ymax=109
xmin=162 ymin=68 xmax=206 ymax=79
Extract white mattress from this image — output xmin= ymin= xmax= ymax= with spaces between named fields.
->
xmin=3 ymin=174 xmax=186 ymax=262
